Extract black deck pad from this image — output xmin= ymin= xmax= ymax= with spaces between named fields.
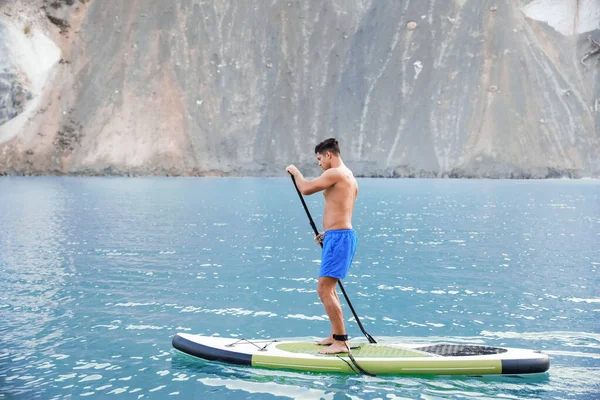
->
xmin=416 ymin=344 xmax=508 ymax=357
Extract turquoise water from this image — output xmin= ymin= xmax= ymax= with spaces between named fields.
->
xmin=0 ymin=177 xmax=599 ymax=399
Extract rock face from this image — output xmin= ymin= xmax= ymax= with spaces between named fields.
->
xmin=0 ymin=72 xmax=30 ymax=124
xmin=0 ymin=0 xmax=599 ymax=178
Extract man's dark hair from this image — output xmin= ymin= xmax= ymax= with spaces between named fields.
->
xmin=314 ymin=138 xmax=340 ymax=155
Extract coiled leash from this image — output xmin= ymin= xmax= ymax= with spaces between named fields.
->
xmin=331 ymin=334 xmax=376 ymax=377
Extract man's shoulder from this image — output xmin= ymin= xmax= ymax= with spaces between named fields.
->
xmin=322 ymin=167 xmax=348 ymax=179
xmin=334 ymin=166 xmax=355 ymax=177
xmin=323 ymin=167 xmax=342 ymax=177
xmin=323 ymin=167 xmax=356 ymax=183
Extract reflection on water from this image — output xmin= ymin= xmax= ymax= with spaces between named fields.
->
xmin=0 ymin=177 xmax=599 ymax=399
xmin=169 ymin=349 xmax=556 ymax=400
xmin=0 ymin=178 xmax=73 ymax=396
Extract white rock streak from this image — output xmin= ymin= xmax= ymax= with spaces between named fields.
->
xmin=0 ymin=19 xmax=60 ymax=143
xmin=357 ymin=21 xmax=402 ymax=159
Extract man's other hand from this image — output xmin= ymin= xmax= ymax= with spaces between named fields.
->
xmin=314 ymin=232 xmax=324 ymax=245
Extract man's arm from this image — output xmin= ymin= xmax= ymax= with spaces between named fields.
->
xmin=286 ymin=165 xmax=338 ymax=195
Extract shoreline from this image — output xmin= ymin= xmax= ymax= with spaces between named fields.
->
xmin=1 ymin=172 xmax=598 ymax=180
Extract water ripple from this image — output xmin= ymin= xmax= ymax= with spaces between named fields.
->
xmin=1 ymin=177 xmax=598 ymax=399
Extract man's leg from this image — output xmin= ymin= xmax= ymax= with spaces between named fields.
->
xmin=316 ymin=289 xmax=341 ymax=345
xmin=317 ymin=276 xmax=348 ymax=354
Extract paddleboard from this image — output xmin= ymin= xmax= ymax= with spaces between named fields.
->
xmin=172 ymin=333 xmax=550 ymax=376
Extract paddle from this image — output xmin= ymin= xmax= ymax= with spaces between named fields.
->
xmin=289 ymin=174 xmax=377 ymax=344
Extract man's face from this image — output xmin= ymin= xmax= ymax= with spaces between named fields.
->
xmin=317 ymin=152 xmax=331 ymax=170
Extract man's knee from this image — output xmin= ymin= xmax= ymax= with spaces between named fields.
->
xmin=317 ymin=285 xmax=328 ymax=301
xmin=317 ymin=277 xmax=337 ymax=301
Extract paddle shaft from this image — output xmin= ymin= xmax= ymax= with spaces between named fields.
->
xmin=290 ymin=174 xmax=377 ymax=344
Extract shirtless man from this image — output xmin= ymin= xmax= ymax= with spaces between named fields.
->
xmin=286 ymin=138 xmax=358 ymax=355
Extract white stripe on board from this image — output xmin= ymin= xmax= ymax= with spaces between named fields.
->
xmin=402 ymin=366 xmax=498 ymax=371
xmin=255 ymin=361 xmax=343 ymax=371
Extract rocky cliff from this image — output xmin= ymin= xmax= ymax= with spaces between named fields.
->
xmin=0 ymin=0 xmax=598 ymax=178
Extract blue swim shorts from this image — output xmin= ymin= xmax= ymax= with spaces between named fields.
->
xmin=319 ymin=229 xmax=357 ymax=280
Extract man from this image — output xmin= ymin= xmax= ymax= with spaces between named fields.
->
xmin=286 ymin=138 xmax=358 ymax=355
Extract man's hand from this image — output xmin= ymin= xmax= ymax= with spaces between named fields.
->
xmin=314 ymin=232 xmax=324 ymax=245
xmin=286 ymin=165 xmax=300 ymax=176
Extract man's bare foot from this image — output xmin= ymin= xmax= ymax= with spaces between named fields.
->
xmin=316 ymin=336 xmax=334 ymax=346
xmin=318 ymin=341 xmax=349 ymax=354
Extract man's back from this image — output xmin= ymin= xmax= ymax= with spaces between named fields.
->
xmin=323 ymin=167 xmax=358 ymax=231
